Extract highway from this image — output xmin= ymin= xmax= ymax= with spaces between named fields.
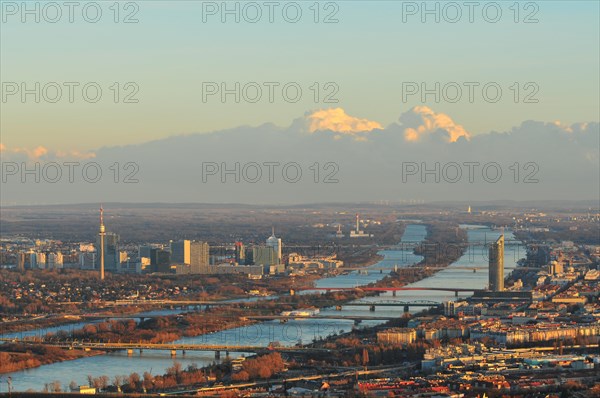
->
xmin=165 ymin=363 xmax=416 ymax=395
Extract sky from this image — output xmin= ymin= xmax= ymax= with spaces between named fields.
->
xmin=1 ymin=0 xmax=599 ymax=153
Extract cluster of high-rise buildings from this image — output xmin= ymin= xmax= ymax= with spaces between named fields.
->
xmin=112 ymin=232 xmax=284 ymax=276
xmin=89 ymin=209 xmax=286 ymax=277
xmin=138 ymin=240 xmax=210 ymax=274
xmin=16 ymin=250 xmax=64 ymax=271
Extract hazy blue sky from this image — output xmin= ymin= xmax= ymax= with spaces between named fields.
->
xmin=1 ymin=1 xmax=599 ymax=152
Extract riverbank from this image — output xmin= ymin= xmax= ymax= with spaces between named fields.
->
xmin=0 ymin=306 xmax=262 ymax=374
xmin=0 ymin=270 xmax=336 ymax=335
xmin=338 ymin=249 xmax=385 ymax=269
xmin=0 ymin=305 xmax=160 ymax=335
xmin=0 ymin=343 xmax=103 ymax=374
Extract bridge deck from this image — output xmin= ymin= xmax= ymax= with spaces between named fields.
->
xmin=0 ymin=338 xmax=327 ymax=353
xmin=300 ymin=287 xmax=482 ymax=292
xmin=246 ymin=315 xmax=396 ymax=321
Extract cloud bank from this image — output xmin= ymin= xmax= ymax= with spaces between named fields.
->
xmin=1 ymin=107 xmax=598 ymax=205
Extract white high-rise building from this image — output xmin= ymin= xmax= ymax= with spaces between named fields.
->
xmin=266 ymin=228 xmax=282 ymax=264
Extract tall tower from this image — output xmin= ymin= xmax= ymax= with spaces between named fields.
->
xmin=488 ymin=234 xmax=504 ymax=291
xmin=355 ymin=213 xmax=360 ymax=233
xmin=266 ymin=227 xmax=282 ymax=264
xmin=17 ymin=251 xmax=25 ymax=272
xmin=99 ymin=205 xmax=105 ymax=280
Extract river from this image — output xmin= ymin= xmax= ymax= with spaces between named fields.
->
xmin=2 ymin=224 xmax=523 ymax=391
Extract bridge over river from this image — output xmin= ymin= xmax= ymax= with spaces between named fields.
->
xmin=246 ymin=314 xmax=397 ymax=323
xmin=0 ymin=338 xmax=329 ymax=359
xmin=73 ymin=299 xmax=441 ymax=322
xmin=298 ymin=286 xmax=484 ymax=297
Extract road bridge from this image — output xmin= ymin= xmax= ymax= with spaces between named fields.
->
xmin=340 ymin=266 xmax=487 ymax=272
xmin=0 ymin=338 xmax=330 ymax=359
xmin=77 ymin=313 xmax=176 ymax=322
xmin=55 ymin=299 xmax=238 ymax=307
xmin=333 ymin=299 xmax=442 ymax=313
xmin=74 ymin=313 xmax=401 ymax=324
xmin=298 ymin=286 xmax=483 ymax=297
xmin=245 ymin=314 xmax=397 ymax=324
xmin=300 ymin=286 xmax=480 ymax=292
xmin=343 ymin=299 xmax=441 ymax=306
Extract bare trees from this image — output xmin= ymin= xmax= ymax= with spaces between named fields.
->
xmin=142 ymin=371 xmax=154 ymax=392
xmin=50 ymin=380 xmax=62 ymax=392
xmin=234 ymin=352 xmax=286 ymax=380
xmin=127 ymin=372 xmax=140 ymax=390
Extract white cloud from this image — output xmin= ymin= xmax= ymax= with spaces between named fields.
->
xmin=0 ymin=143 xmax=95 ymax=161
xmin=401 ymin=106 xmax=470 ymax=143
xmin=306 ymin=108 xmax=382 ymax=135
